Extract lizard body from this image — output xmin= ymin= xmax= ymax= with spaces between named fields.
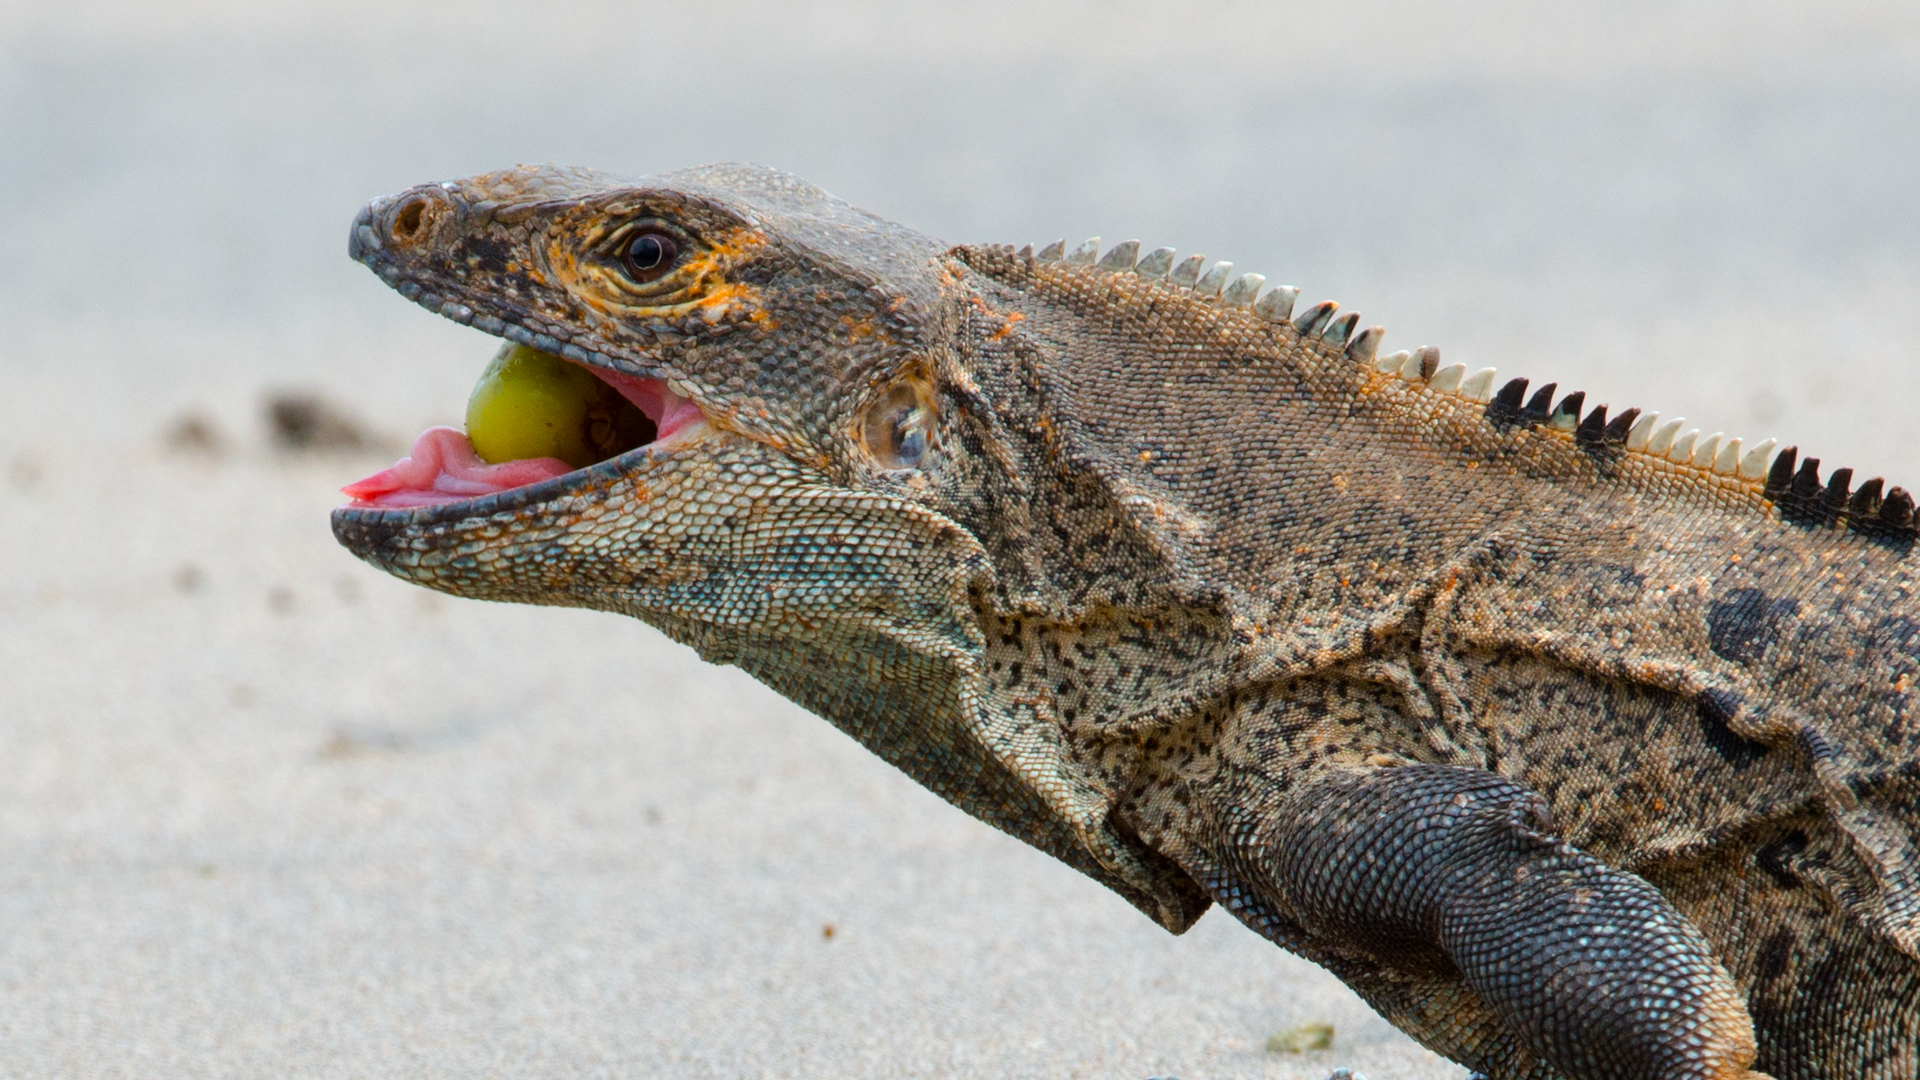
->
xmin=334 ymin=163 xmax=1919 ymax=1079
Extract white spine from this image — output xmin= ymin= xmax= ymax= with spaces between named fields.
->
xmin=1713 ymin=437 xmax=1743 ymax=475
xmin=1690 ymin=432 xmax=1724 ymax=468
xmin=1254 ymin=286 xmax=1299 ymax=322
xmin=1222 ymin=272 xmax=1266 ymax=307
xmin=1135 ymin=247 xmax=1177 ymax=278
xmin=1648 ymin=419 xmax=1686 ymax=456
xmin=1096 ymin=240 xmax=1140 ymax=271
xmin=1625 ymin=411 xmax=1660 ymax=451
xmin=1458 ymin=367 xmax=1498 ymax=402
xmin=1168 ymin=255 xmax=1207 ymax=288
xmin=1739 ymin=438 xmax=1779 ymax=480
xmin=1194 ymin=262 xmax=1233 ymax=297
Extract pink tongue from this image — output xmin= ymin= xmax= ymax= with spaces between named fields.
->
xmin=340 ymin=371 xmax=704 ymax=510
xmin=341 ymin=427 xmax=572 ymax=508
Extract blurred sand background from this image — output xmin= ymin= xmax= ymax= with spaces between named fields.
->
xmin=3 ymin=2 xmax=1918 ymax=1077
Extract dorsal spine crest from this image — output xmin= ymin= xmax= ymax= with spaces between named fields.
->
xmin=992 ymin=237 xmax=1913 ymax=546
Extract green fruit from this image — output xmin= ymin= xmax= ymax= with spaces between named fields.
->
xmin=465 ymin=343 xmax=651 ymax=468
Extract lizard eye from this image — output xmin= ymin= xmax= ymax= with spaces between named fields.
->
xmin=621 ymin=231 xmax=678 ymax=283
xmin=862 ymin=383 xmax=934 ymax=470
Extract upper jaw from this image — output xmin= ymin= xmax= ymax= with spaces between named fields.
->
xmin=348 ymin=187 xmax=670 ymax=385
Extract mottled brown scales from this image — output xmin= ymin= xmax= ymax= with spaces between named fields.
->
xmin=336 ymin=163 xmax=1918 ymax=1079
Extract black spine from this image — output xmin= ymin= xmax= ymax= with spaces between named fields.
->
xmin=1486 ymin=378 xmax=1529 ymax=427
xmin=1520 ymin=382 xmax=1558 ymax=424
xmin=1791 ymin=457 xmax=1823 ymax=501
xmin=1765 ymin=445 xmax=1798 ymax=500
xmin=1576 ymin=404 xmax=1608 ymax=442
xmin=1604 ymin=407 xmax=1640 ymax=444
xmin=1881 ymin=487 xmax=1916 ymax=531
xmin=1849 ymin=477 xmax=1886 ymax=519
xmin=1780 ymin=456 xmax=1825 ymax=526
xmin=1821 ymin=467 xmax=1855 ymax=527
xmin=1849 ymin=478 xmax=1918 ymax=550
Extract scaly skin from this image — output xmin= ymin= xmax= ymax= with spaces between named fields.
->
xmin=334 ymin=163 xmax=1920 ymax=1079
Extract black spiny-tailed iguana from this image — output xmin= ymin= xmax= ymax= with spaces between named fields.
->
xmin=333 ymin=163 xmax=1920 ymax=1079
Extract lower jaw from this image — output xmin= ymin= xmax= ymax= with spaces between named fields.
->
xmin=329 ymin=428 xmax=711 ymax=553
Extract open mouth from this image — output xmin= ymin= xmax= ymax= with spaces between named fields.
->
xmin=342 ymin=343 xmax=707 ymax=509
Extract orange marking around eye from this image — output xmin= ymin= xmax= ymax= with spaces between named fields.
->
xmin=989 ymin=311 xmax=1026 ymax=340
xmin=548 ymin=221 xmax=769 ymax=323
xmin=676 ymin=229 xmax=769 ymax=317
xmin=681 ymin=229 xmax=768 ymax=283
xmin=694 ymin=281 xmax=759 ymax=315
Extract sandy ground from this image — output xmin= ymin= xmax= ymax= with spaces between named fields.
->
xmin=3 ymin=2 xmax=1919 ymax=1077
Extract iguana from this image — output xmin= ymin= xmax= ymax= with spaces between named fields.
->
xmin=332 ymin=163 xmax=1920 ymax=1079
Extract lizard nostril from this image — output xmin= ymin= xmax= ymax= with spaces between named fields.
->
xmin=388 ymin=195 xmax=438 ymax=245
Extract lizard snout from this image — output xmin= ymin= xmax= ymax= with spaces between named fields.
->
xmin=350 ymin=184 xmax=458 ymax=262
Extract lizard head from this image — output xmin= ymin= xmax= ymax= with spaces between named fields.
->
xmin=333 ymin=162 xmax=1212 ymax=933
xmin=336 ymin=161 xmax=984 ymax=676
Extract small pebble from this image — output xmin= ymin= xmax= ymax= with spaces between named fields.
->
xmin=164 ymin=412 xmax=225 ymax=455
xmin=1327 ymin=1069 xmax=1368 ymax=1080
xmin=1266 ymin=1020 xmax=1335 ymax=1053
xmin=267 ymin=390 xmax=382 ymax=452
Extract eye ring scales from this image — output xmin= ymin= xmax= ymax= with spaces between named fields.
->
xmin=622 ymin=231 xmax=679 ymax=283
